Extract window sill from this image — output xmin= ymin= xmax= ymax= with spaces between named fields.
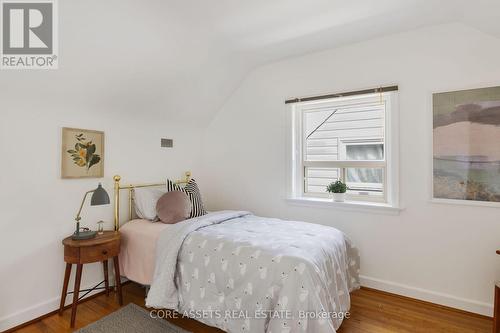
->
xmin=285 ymin=197 xmax=402 ymax=215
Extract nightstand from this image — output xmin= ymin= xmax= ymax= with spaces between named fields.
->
xmin=59 ymin=231 xmax=123 ymax=327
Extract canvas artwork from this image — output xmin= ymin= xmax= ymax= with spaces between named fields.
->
xmin=61 ymin=127 xmax=104 ymax=179
xmin=433 ymin=86 xmax=500 ymax=203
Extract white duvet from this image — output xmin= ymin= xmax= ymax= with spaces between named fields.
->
xmin=146 ymin=211 xmax=360 ymax=333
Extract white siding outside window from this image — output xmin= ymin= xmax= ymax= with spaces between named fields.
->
xmin=287 ymin=91 xmax=399 ymax=210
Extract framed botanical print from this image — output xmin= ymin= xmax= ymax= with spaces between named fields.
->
xmin=61 ymin=127 xmax=104 ymax=179
xmin=433 ymin=86 xmax=500 ymax=205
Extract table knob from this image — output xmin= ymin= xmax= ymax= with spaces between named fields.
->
xmin=102 ymin=250 xmax=108 ymax=255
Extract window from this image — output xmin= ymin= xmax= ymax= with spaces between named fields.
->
xmin=288 ymin=91 xmax=399 ymax=207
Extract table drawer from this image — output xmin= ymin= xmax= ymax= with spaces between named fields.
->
xmin=80 ymin=241 xmax=119 ymax=263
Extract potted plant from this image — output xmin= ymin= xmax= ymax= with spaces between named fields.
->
xmin=326 ymin=180 xmax=348 ymax=202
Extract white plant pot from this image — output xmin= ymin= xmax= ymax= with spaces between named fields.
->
xmin=332 ymin=192 xmax=346 ymax=202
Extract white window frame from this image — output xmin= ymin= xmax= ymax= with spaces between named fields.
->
xmin=286 ymin=91 xmax=400 ymax=210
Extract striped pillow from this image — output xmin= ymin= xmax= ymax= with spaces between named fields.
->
xmin=166 ymin=178 xmax=207 ymax=218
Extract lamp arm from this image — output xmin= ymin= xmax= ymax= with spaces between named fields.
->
xmin=75 ymin=190 xmax=95 ymax=222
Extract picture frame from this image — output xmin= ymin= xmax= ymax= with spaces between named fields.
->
xmin=432 ymin=85 xmax=500 ymax=206
xmin=61 ymin=127 xmax=105 ymax=179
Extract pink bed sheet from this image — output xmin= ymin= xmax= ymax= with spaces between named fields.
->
xmin=118 ymin=219 xmax=169 ymax=285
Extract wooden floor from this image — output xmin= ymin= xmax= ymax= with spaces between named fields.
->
xmin=11 ymin=282 xmax=492 ymax=333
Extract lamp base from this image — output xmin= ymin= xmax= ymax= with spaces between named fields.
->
xmin=72 ymin=230 xmax=97 ymax=240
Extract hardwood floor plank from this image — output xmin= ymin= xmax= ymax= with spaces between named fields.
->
xmin=9 ymin=283 xmax=492 ymax=333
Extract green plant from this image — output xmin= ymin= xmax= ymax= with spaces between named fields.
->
xmin=326 ymin=180 xmax=348 ymax=193
xmin=66 ymin=133 xmax=101 ymax=172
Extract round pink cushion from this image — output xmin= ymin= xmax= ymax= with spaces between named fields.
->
xmin=156 ymin=191 xmax=191 ymax=224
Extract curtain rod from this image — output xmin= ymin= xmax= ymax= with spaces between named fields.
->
xmin=284 ymin=85 xmax=398 ymax=104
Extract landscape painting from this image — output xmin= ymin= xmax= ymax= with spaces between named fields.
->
xmin=433 ymin=86 xmax=500 ymax=203
xmin=61 ymin=127 xmax=104 ymax=179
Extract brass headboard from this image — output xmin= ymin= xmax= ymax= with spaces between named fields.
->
xmin=112 ymin=171 xmax=191 ymax=230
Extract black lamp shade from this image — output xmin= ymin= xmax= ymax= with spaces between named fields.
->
xmin=91 ymin=183 xmax=110 ymax=206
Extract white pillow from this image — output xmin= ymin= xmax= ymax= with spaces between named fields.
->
xmin=134 ymin=187 xmax=167 ymax=220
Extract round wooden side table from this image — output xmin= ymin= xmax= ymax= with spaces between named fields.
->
xmin=59 ymin=231 xmax=122 ymax=328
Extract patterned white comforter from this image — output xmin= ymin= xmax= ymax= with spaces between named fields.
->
xmin=146 ymin=211 xmax=360 ymax=333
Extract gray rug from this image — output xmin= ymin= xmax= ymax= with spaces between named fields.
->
xmin=75 ymin=304 xmax=191 ymax=333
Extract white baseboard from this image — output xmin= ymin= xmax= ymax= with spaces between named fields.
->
xmin=360 ymin=275 xmax=493 ymax=317
xmin=0 ymin=285 xmax=104 ymax=332
xmin=1 ymin=276 xmax=491 ymax=331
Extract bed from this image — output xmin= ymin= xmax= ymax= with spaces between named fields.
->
xmin=118 ymin=219 xmax=166 ymax=285
xmin=114 ymin=174 xmax=360 ymax=333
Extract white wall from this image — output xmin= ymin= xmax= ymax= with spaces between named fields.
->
xmin=0 ymin=106 xmax=203 ymax=330
xmin=202 ymin=23 xmax=500 ymax=316
xmin=2 ymin=19 xmax=500 ymax=331
xmin=0 ymin=2 xmax=204 ymax=329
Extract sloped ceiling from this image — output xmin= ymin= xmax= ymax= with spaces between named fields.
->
xmin=2 ymin=0 xmax=499 ymax=125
